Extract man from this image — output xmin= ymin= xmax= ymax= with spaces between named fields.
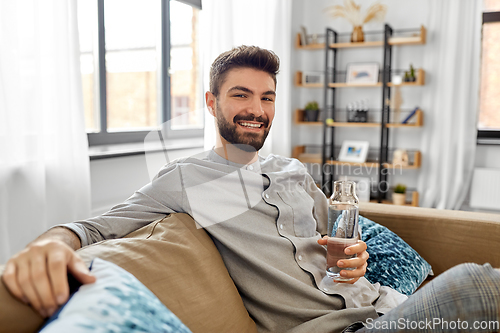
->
xmin=2 ymin=46 xmax=500 ymax=333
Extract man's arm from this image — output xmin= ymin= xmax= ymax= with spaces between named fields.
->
xmin=2 ymin=162 xmax=185 ymax=318
xmin=1 ymin=227 xmax=96 ymax=318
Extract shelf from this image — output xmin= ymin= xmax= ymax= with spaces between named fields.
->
xmin=327 ymin=122 xmax=380 ymax=128
xmin=294 ymin=109 xmax=322 ymax=125
xmin=295 ymin=71 xmax=323 ymax=88
xmin=370 ymin=191 xmax=419 ymax=207
xmin=295 ymin=155 xmax=421 ymax=169
xmin=295 ymin=26 xmax=426 ymax=50
xmin=329 ymin=69 xmax=425 ymax=87
xmin=292 ymin=146 xmax=421 ymax=169
xmin=322 ymin=109 xmax=423 ymax=127
xmin=329 ymin=82 xmax=381 ymax=88
xmin=295 ymin=69 xmax=425 ymax=88
xmin=386 ymin=109 xmax=424 ymax=127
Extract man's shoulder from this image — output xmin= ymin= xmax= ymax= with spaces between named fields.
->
xmin=153 ymin=151 xmax=212 ymax=178
xmin=260 ymin=154 xmax=306 ymax=171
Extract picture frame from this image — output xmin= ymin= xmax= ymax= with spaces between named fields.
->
xmin=346 ymin=63 xmax=379 ymax=84
xmin=338 ymin=140 xmax=369 ymax=163
xmin=302 ymin=71 xmax=324 ymax=85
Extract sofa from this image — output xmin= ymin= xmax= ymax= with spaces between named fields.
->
xmin=1 ymin=203 xmax=499 ymax=333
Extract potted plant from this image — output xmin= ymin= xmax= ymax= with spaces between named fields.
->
xmin=392 ymin=184 xmax=407 ymax=205
xmin=304 ymin=101 xmax=320 ymax=122
xmin=409 ymin=64 xmax=417 ymax=82
xmin=403 ymin=64 xmax=417 ymax=82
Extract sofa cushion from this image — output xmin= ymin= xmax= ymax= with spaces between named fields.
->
xmin=76 ymin=213 xmax=257 ymax=333
xmin=39 ymin=258 xmax=192 ymax=333
xmin=0 ymin=213 xmax=258 ymax=333
xmin=359 ymin=216 xmax=433 ymax=295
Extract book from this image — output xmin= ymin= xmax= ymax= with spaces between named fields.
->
xmin=402 ymin=107 xmax=419 ymax=124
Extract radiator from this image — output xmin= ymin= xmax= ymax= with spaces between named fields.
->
xmin=470 ymin=168 xmax=500 ymax=210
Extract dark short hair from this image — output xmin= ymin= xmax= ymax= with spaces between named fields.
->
xmin=209 ymin=45 xmax=280 ymax=97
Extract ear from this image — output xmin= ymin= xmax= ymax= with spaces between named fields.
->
xmin=205 ymin=91 xmax=216 ymax=117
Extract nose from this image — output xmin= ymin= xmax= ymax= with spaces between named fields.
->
xmin=248 ymin=97 xmax=265 ymax=117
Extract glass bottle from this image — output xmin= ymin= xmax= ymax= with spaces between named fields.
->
xmin=326 ymin=180 xmax=359 ymax=280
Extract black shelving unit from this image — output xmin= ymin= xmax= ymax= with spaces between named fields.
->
xmin=320 ymin=24 xmax=420 ymax=202
xmin=377 ymin=24 xmax=393 ymax=202
xmin=321 ymin=28 xmax=337 ymax=197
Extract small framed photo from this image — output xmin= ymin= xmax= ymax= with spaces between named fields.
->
xmin=346 ymin=63 xmax=379 ymax=84
xmin=338 ymin=140 xmax=369 ymax=163
xmin=302 ymin=71 xmax=324 ymax=85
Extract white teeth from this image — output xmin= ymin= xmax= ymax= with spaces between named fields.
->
xmin=240 ymin=122 xmax=261 ymax=128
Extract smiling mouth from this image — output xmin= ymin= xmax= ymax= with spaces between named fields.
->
xmin=237 ymin=121 xmax=263 ymax=129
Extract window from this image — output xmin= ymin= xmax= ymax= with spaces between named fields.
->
xmin=77 ymin=0 xmax=203 ymax=146
xmin=478 ymin=1 xmax=500 ymax=144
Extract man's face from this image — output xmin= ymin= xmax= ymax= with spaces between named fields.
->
xmin=210 ymin=68 xmax=276 ymax=152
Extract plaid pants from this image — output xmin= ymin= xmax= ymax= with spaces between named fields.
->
xmin=357 ymin=263 xmax=500 ymax=333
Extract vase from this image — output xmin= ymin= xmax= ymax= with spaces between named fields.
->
xmin=304 ymin=109 xmax=319 ymax=122
xmin=392 ymin=193 xmax=406 ymax=206
xmin=351 ymin=26 xmax=364 ymax=43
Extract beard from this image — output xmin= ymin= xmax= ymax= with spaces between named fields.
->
xmin=215 ymin=105 xmax=271 ymax=153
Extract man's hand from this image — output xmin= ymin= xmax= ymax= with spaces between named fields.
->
xmin=1 ymin=231 xmax=96 ymax=318
xmin=317 ymin=237 xmax=368 ymax=284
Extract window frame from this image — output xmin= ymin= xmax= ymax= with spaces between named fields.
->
xmin=87 ymin=0 xmax=203 ymax=146
xmin=477 ymin=11 xmax=500 ymax=144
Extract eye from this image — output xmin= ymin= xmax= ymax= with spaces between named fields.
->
xmin=262 ymin=97 xmax=274 ymax=102
xmin=233 ymin=94 xmax=246 ymax=98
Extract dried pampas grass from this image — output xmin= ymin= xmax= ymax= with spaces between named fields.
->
xmin=324 ymin=0 xmax=387 ymax=27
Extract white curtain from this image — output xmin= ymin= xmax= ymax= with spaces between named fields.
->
xmin=417 ymin=0 xmax=482 ymax=209
xmin=200 ymin=0 xmax=292 ymax=157
xmin=0 ymin=0 xmax=91 ymax=263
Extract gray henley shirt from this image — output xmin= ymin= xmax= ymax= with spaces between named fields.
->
xmin=61 ymin=150 xmax=407 ymax=333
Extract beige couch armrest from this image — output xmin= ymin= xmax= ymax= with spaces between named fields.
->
xmin=359 ymin=203 xmax=500 ymax=275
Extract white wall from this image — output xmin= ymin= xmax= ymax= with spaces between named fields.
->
xmin=475 ymin=145 xmax=500 ymax=168
xmin=466 ymin=145 xmax=500 ymax=212
xmin=89 ymin=147 xmax=203 ymax=216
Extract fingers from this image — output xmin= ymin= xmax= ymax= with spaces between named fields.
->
xmin=12 ymin=254 xmax=48 ymax=317
xmin=317 ymin=235 xmax=328 ymax=246
xmin=338 ymin=248 xmax=369 ymax=269
xmin=2 ymin=261 xmax=24 ymax=302
xmin=318 ymin=239 xmax=367 ymax=251
xmin=335 ymin=246 xmax=369 ymax=284
xmin=345 ymin=240 xmax=367 ymax=256
xmin=30 ymin=252 xmax=59 ymax=317
xmin=47 ymin=252 xmax=71 ymax=306
xmin=335 ymin=261 xmax=368 ymax=284
xmin=1 ymin=240 xmax=94 ymax=318
xmin=67 ymin=255 xmax=96 ymax=286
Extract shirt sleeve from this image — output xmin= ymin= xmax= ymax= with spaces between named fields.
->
xmin=53 ymin=162 xmax=187 ymax=247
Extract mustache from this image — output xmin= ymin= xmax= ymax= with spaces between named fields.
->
xmin=233 ymin=114 xmax=270 ymax=128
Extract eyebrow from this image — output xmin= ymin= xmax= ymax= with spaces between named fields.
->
xmin=228 ymin=86 xmax=276 ymax=96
